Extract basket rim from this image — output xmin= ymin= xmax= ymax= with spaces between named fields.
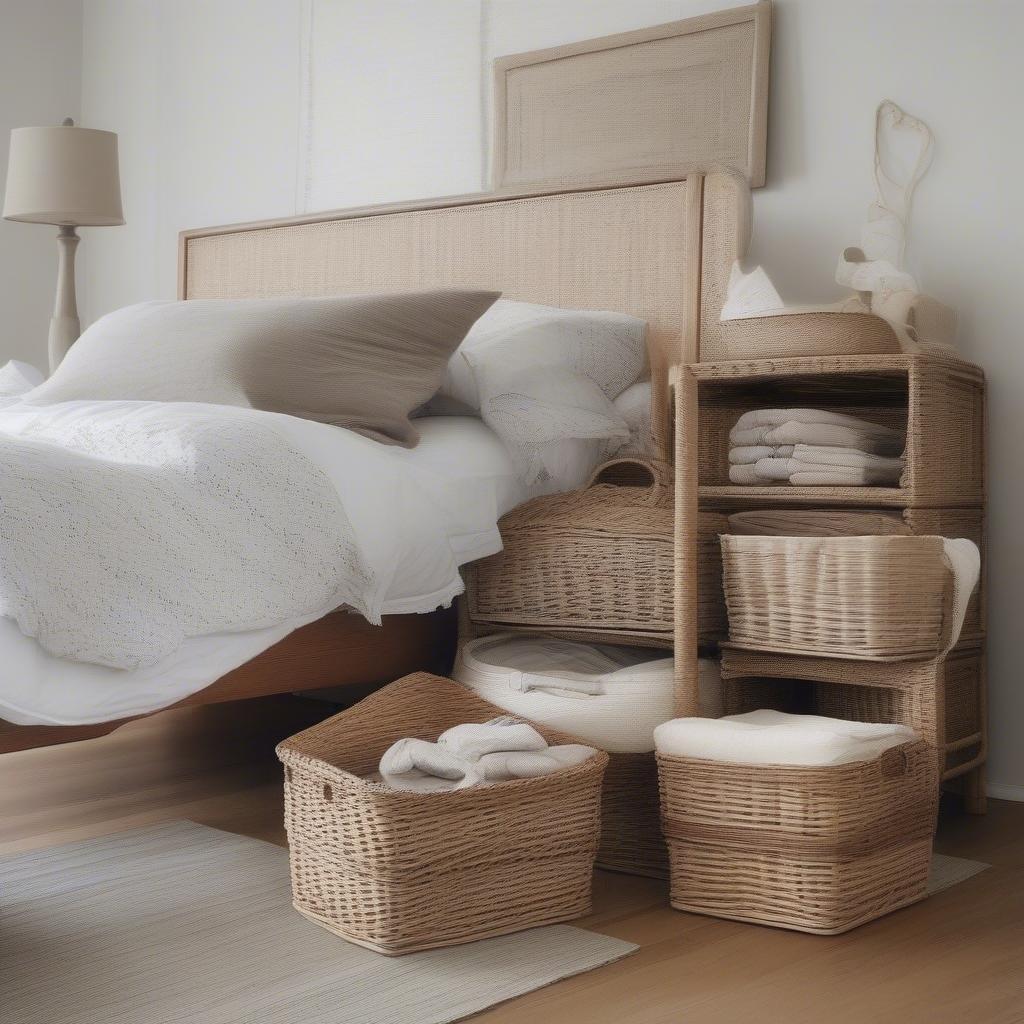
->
xmin=275 ymin=672 xmax=609 ymax=798
xmin=654 ymin=737 xmax=930 ymax=776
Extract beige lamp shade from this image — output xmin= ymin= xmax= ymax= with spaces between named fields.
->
xmin=3 ymin=124 xmax=124 ymax=226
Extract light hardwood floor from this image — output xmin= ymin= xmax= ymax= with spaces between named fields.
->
xmin=2 ymin=697 xmax=1022 ymax=1024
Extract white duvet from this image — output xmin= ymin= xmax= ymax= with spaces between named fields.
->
xmin=0 ymin=396 xmax=532 ymax=725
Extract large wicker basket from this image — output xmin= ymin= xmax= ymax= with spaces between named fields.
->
xmin=721 ymin=534 xmax=954 ymax=660
xmin=464 ymin=459 xmax=727 ymax=646
xmin=657 ymin=740 xmax=939 ymax=934
xmin=276 ymin=672 xmax=608 ymax=955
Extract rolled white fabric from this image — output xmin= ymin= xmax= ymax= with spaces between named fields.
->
xmin=654 ymin=709 xmax=916 ymax=767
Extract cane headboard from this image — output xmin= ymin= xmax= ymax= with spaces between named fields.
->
xmin=178 ymin=173 xmax=747 ymax=459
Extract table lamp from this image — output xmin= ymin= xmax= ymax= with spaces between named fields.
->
xmin=3 ymin=118 xmax=124 ymax=371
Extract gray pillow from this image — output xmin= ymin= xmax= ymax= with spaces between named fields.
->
xmin=29 ymin=290 xmax=500 ymax=446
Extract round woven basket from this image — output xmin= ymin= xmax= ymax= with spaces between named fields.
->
xmin=720 ymin=310 xmax=901 ymax=360
xmin=720 ymin=534 xmax=954 ymax=660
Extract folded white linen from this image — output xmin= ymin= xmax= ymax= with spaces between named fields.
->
xmin=438 ymin=716 xmax=548 ymax=760
xmin=378 ymin=716 xmax=598 ymax=791
xmin=789 ymin=468 xmax=902 ymax=486
xmin=730 ymin=421 xmax=905 ymax=454
xmin=733 ymin=407 xmax=903 ymax=433
xmin=654 ymin=709 xmax=917 ymax=766
xmin=728 ymin=444 xmax=794 ymax=464
xmin=755 ymin=446 xmax=905 ymax=486
xmin=729 ymin=408 xmax=905 ymax=456
xmin=476 ymin=744 xmax=595 ymax=782
xmin=728 ymin=463 xmax=767 ymax=485
xmin=379 ymin=737 xmax=482 ymax=793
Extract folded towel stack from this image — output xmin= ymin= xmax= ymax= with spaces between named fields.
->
xmin=654 ymin=709 xmax=916 ymax=767
xmin=727 ymin=408 xmax=906 ymax=486
xmin=378 ymin=715 xmax=597 ymax=792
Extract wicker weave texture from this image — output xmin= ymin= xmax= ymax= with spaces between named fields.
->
xmin=596 ymin=752 xmax=668 ymax=879
xmin=719 ymin=311 xmax=900 ymax=360
xmin=726 ymin=507 xmax=986 ymax=647
xmin=466 ymin=460 xmax=727 ymax=645
xmin=692 ymin=355 xmax=984 ymax=507
xmin=719 ymin=646 xmax=985 ymax=782
xmin=721 ymin=535 xmax=953 ymax=660
xmin=276 ymin=673 xmax=607 ymax=955
xmin=657 ymin=741 xmax=939 ymax=933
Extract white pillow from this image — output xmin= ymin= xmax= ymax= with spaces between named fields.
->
xmin=423 ymin=300 xmax=647 ymax=486
xmin=612 ymin=380 xmax=654 ymax=457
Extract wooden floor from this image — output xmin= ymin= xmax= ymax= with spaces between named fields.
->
xmin=2 ymin=697 xmax=1022 ymax=1024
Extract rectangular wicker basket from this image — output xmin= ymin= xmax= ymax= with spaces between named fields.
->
xmin=465 ymin=459 xmax=727 ymax=646
xmin=276 ymin=672 xmax=608 ymax=955
xmin=657 ymin=740 xmax=939 ymax=934
xmin=726 ymin=508 xmax=986 ymax=647
xmin=721 ymin=534 xmax=954 ymax=660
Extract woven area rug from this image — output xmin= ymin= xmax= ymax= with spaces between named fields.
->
xmin=1 ymin=821 xmax=637 ymax=1024
xmin=927 ymin=851 xmax=990 ymax=895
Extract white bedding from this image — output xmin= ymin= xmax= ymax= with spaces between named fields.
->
xmin=0 ymin=413 xmax=532 ymax=726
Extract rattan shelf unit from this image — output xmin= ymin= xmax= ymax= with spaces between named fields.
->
xmin=675 ymin=351 xmax=987 ymax=811
xmin=692 ymin=353 xmax=985 ymax=508
xmin=719 ymin=645 xmax=986 ymax=788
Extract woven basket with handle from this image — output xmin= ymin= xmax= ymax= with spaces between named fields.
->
xmin=657 ymin=739 xmax=939 ymax=934
xmin=277 ymin=672 xmax=607 ymax=955
xmin=465 ymin=458 xmax=727 ymax=646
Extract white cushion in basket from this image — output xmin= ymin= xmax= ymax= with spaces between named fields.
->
xmin=454 ymin=633 xmax=722 ymax=754
xmin=654 ymin=710 xmax=916 ymax=767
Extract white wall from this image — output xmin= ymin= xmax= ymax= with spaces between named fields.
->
xmin=0 ymin=0 xmax=83 ymax=368
xmin=78 ymin=0 xmax=1024 ymax=795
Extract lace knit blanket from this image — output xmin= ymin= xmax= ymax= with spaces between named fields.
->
xmin=0 ymin=402 xmax=374 ymax=669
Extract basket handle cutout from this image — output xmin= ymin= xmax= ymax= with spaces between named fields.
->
xmin=878 ymin=746 xmax=909 ymax=778
xmin=586 ymin=457 xmax=670 ymax=504
xmin=323 ymin=783 xmax=333 ymax=802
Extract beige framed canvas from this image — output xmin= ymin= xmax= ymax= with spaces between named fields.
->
xmin=492 ymin=1 xmax=771 ymax=192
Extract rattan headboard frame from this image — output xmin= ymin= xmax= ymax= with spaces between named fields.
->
xmin=178 ymin=173 xmax=747 ymax=460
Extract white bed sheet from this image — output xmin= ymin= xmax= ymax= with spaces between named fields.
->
xmin=0 ymin=416 xmax=532 ymax=726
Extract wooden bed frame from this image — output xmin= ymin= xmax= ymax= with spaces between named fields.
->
xmin=0 ymin=171 xmax=747 ymax=755
xmin=0 ymin=3 xmax=764 ymax=753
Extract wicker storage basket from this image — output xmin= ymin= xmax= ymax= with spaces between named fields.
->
xmin=598 ymin=752 xmax=667 ymax=878
xmin=276 ymin=672 xmax=608 ymax=955
xmin=464 ymin=459 xmax=727 ymax=646
xmin=719 ymin=310 xmax=901 ymax=360
xmin=721 ymin=535 xmax=953 ymax=660
xmin=726 ymin=508 xmax=986 ymax=647
xmin=657 ymin=740 xmax=939 ymax=933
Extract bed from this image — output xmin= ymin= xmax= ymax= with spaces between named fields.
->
xmin=0 ymin=3 xmax=764 ymax=752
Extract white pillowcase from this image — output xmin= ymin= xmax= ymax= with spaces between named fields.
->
xmin=423 ymin=300 xmax=647 ymax=488
xmin=612 ymin=380 xmax=654 ymax=457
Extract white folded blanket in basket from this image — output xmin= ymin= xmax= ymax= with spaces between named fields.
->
xmin=654 ymin=710 xmax=916 ymax=766
xmin=378 ymin=716 xmax=597 ymax=792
